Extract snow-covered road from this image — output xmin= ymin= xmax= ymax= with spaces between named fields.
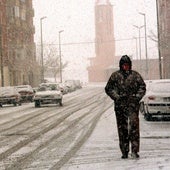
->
xmin=0 ymin=85 xmax=170 ymax=170
xmin=61 ymin=107 xmax=170 ymax=170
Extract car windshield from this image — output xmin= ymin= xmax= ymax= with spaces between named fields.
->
xmin=17 ymin=86 xmax=27 ymax=88
xmin=0 ymin=87 xmax=16 ymax=95
xmin=151 ymin=82 xmax=170 ymax=93
xmin=39 ymin=83 xmax=59 ymax=90
xmin=37 ymin=86 xmax=47 ymax=92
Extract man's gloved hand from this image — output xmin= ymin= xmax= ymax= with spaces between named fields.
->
xmin=129 ymin=95 xmax=140 ymax=103
xmin=114 ymin=93 xmax=120 ymax=101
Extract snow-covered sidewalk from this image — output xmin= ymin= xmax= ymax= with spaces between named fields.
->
xmin=62 ymin=107 xmax=170 ymax=170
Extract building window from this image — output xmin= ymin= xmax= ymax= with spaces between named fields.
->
xmin=14 ymin=6 xmax=20 ymax=17
xmin=9 ymin=6 xmax=20 ymax=18
xmin=21 ymin=9 xmax=26 ymax=20
xmin=166 ymin=1 xmax=170 ymax=17
xmin=0 ymin=11 xmax=2 ymax=23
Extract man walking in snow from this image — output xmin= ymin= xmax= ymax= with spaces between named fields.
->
xmin=105 ymin=55 xmax=146 ymax=159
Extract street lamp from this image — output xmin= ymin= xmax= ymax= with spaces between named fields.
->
xmin=0 ymin=25 xmax=4 ymax=87
xmin=139 ymin=12 xmax=149 ymax=79
xmin=59 ymin=30 xmax=64 ymax=83
xmin=40 ymin=16 xmax=47 ymax=83
xmin=133 ymin=25 xmax=144 ymax=73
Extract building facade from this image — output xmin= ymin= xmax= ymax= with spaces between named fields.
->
xmin=0 ymin=0 xmax=40 ymax=87
xmin=87 ymin=0 xmax=116 ymax=82
xmin=157 ymin=0 xmax=170 ymax=78
xmin=132 ymin=58 xmax=160 ymax=80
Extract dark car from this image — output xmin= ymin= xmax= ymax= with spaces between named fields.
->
xmin=0 ymin=86 xmax=22 ymax=107
xmin=16 ymin=85 xmax=34 ymax=102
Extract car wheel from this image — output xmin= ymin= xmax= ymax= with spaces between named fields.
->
xmin=59 ymin=100 xmax=63 ymax=106
xmin=13 ymin=102 xmax=17 ymax=106
xmin=144 ymin=113 xmax=152 ymax=121
xmin=0 ymin=104 xmax=2 ymax=107
xmin=18 ymin=102 xmax=22 ymax=106
xmin=139 ymin=102 xmax=144 ymax=114
xmin=143 ymin=104 xmax=152 ymax=121
xmin=35 ymin=101 xmax=40 ymax=107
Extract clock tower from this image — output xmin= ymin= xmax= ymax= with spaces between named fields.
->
xmin=88 ymin=0 xmax=116 ymax=82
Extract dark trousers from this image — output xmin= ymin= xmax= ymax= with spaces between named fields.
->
xmin=115 ymin=103 xmax=140 ymax=154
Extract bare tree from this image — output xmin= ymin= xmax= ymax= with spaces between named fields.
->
xmin=149 ymin=30 xmax=158 ymax=42
xmin=43 ymin=44 xmax=68 ymax=82
xmin=149 ymin=30 xmax=168 ymax=48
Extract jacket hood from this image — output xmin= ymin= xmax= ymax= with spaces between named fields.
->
xmin=119 ymin=55 xmax=132 ymax=70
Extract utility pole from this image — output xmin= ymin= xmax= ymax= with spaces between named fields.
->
xmin=59 ymin=30 xmax=64 ymax=83
xmin=40 ymin=16 xmax=47 ymax=83
xmin=133 ymin=25 xmax=144 ymax=74
xmin=0 ymin=26 xmax=4 ymax=87
xmin=156 ymin=0 xmax=163 ymax=79
xmin=139 ymin=12 xmax=149 ymax=80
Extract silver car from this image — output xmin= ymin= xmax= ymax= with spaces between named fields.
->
xmin=140 ymin=79 xmax=170 ymax=120
xmin=33 ymin=86 xmax=63 ymax=107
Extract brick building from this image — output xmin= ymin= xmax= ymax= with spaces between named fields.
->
xmin=0 ymin=0 xmax=40 ymax=87
xmin=157 ymin=0 xmax=170 ymax=79
xmin=132 ymin=58 xmax=160 ymax=80
xmin=105 ymin=55 xmax=161 ymax=81
xmin=87 ymin=0 xmax=116 ymax=82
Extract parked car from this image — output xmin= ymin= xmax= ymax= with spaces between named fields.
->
xmin=39 ymin=82 xmax=66 ymax=94
xmin=33 ymin=85 xmax=63 ymax=107
xmin=58 ymin=83 xmax=69 ymax=95
xmin=32 ymin=87 xmax=38 ymax=93
xmin=0 ymin=86 xmax=22 ymax=107
xmin=74 ymin=80 xmax=82 ymax=89
xmin=140 ymin=79 xmax=170 ymax=120
xmin=64 ymin=80 xmax=77 ymax=92
xmin=16 ymin=85 xmax=34 ymax=102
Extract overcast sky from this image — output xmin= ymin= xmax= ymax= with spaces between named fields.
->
xmin=32 ymin=0 xmax=158 ymax=82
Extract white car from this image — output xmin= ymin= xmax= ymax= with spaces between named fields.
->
xmin=140 ymin=79 xmax=170 ymax=120
xmin=33 ymin=85 xmax=63 ymax=107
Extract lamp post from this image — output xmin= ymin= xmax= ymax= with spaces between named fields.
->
xmin=139 ymin=12 xmax=149 ymax=79
xmin=0 ymin=25 xmax=4 ymax=87
xmin=133 ymin=25 xmax=144 ymax=73
xmin=40 ymin=16 xmax=47 ymax=83
xmin=59 ymin=30 xmax=64 ymax=83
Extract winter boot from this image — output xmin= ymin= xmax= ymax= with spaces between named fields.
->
xmin=121 ymin=152 xmax=128 ymax=159
xmin=131 ymin=152 xmax=139 ymax=159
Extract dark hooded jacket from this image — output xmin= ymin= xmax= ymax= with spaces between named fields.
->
xmin=105 ymin=55 xmax=146 ymax=104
